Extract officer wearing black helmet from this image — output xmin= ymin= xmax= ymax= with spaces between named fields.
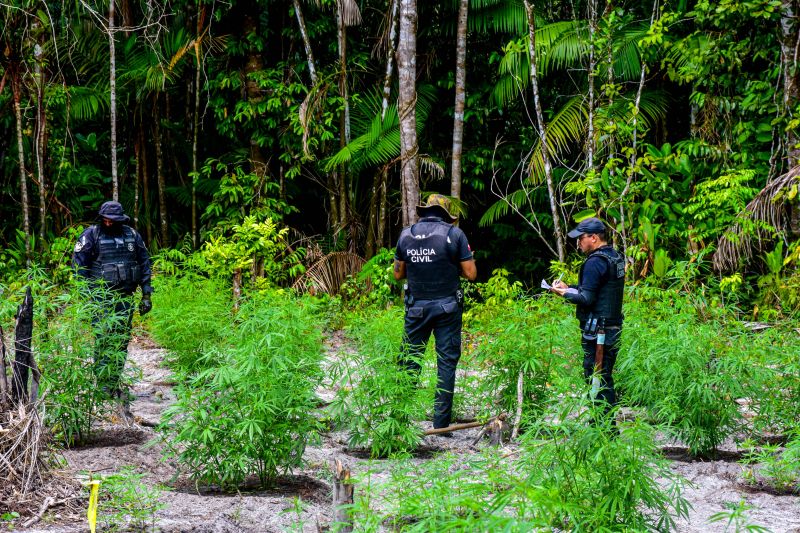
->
xmin=393 ymin=194 xmax=477 ymax=434
xmin=550 ymin=217 xmax=625 ymax=412
xmin=72 ymin=201 xmax=153 ymax=418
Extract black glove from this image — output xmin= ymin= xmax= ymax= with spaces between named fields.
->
xmin=139 ymin=293 xmax=152 ymax=316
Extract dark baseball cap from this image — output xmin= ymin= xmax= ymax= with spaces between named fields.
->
xmin=567 ymin=217 xmax=606 ymax=238
xmin=97 ymin=201 xmax=130 ymax=223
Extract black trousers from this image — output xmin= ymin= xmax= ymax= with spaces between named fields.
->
xmin=92 ymin=293 xmax=135 ymax=396
xmin=580 ymin=327 xmax=621 ymax=409
xmin=401 ymin=297 xmax=462 ymax=429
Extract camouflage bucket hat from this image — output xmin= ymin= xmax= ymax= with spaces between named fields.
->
xmin=97 ymin=201 xmax=130 ymax=223
xmin=415 ymin=193 xmax=457 ymax=221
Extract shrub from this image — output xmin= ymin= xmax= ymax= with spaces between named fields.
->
xmin=88 ymin=467 xmax=163 ymax=532
xmin=329 ymin=307 xmax=429 ymax=458
xmin=617 ymin=297 xmax=750 ymax=456
xmin=160 ymin=291 xmax=323 ymax=489
xmin=352 ymin=401 xmax=689 ymax=531
xmin=468 ymin=297 xmax=575 ymax=426
xmin=148 ymin=276 xmax=232 ymax=373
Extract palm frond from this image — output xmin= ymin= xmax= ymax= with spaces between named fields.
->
xmin=340 ymin=0 xmax=362 ymax=26
xmin=480 ymin=188 xmax=531 ymax=226
xmin=68 ymin=86 xmax=108 ymax=121
xmin=468 ymin=0 xmax=526 ymax=34
xmin=713 ymin=167 xmax=800 ymax=271
xmin=292 ymin=251 xmax=366 ymax=295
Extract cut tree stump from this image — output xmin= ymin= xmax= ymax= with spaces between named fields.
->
xmin=332 ymin=458 xmax=354 ymax=533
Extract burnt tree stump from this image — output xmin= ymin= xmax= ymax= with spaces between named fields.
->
xmin=12 ymin=286 xmax=34 ymax=405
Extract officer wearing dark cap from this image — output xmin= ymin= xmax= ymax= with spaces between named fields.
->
xmin=550 ymin=217 xmax=625 ymax=412
xmin=393 ymin=194 xmax=477 ymax=433
xmin=73 ymin=201 xmax=153 ymax=415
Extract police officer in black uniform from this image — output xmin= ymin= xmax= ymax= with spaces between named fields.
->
xmin=550 ymin=217 xmax=624 ymax=411
xmin=393 ymin=194 xmax=477 ymax=432
xmin=73 ymin=201 xmax=153 ymax=409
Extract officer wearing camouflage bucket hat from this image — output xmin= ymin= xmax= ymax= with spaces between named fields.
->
xmin=393 ymin=194 xmax=477 ymax=436
xmin=72 ymin=201 xmax=153 ymax=423
xmin=550 ymin=217 xmax=625 ymax=423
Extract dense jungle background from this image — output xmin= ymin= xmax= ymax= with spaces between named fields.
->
xmin=1 ymin=0 xmax=800 ymax=531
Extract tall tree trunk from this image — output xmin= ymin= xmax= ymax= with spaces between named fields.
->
xmin=109 ymin=0 xmax=119 ymax=201
xmin=586 ymin=0 xmax=597 ymax=170
xmin=293 ymin=0 xmax=318 ymax=85
xmin=619 ymin=0 xmax=657 ymax=259
xmin=781 ymin=0 xmax=800 ymax=167
xmin=191 ymin=5 xmax=205 ymax=249
xmin=337 ymin=5 xmax=350 ymax=229
xmin=154 ymin=95 xmax=169 ymax=247
xmin=524 ymin=0 xmax=565 ymax=262
xmin=382 ymin=0 xmax=400 ymax=120
xmin=378 ymin=166 xmax=388 ymax=248
xmin=33 ymin=34 xmax=47 ymax=246
xmin=134 ymin=129 xmax=140 ymax=230
xmin=398 ymin=0 xmax=419 ymax=226
xmin=12 ymin=68 xmax=31 ymax=262
xmin=243 ymin=14 xmax=267 ymax=178
xmin=450 ymin=0 xmax=468 ymax=202
xmin=141 ymin=124 xmax=152 ymax=244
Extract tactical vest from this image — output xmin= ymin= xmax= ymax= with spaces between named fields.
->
xmin=89 ymin=226 xmax=141 ymax=292
xmin=398 ymin=221 xmax=459 ymax=300
xmin=576 ymin=246 xmax=625 ymax=327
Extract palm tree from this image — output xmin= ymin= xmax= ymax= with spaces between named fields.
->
xmin=398 ymin=0 xmax=419 ymax=226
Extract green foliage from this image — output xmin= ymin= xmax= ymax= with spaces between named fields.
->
xmin=329 ymin=308 xmax=428 ymax=458
xmin=160 ymin=291 xmax=323 ymax=489
xmin=201 ymin=216 xmax=305 ymax=286
xmin=148 ymin=277 xmax=232 ymax=373
xmin=685 ymin=169 xmax=760 ymax=242
xmin=741 ymin=434 xmax=800 ymax=495
xmin=352 ymin=406 xmax=688 ymax=531
xmin=468 ymin=297 xmax=573 ymax=425
xmin=88 ymin=467 xmax=164 ymax=532
xmin=617 ymin=294 xmax=750 ymax=456
xmin=708 ymin=499 xmax=773 ymax=533
xmin=339 ymin=248 xmax=402 ymax=308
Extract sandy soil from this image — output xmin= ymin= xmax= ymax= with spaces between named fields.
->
xmin=16 ymin=334 xmax=800 ymax=533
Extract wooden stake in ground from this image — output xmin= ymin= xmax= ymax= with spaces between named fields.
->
xmin=332 ymin=458 xmax=354 ymax=533
xmin=12 ymin=286 xmax=33 ymax=405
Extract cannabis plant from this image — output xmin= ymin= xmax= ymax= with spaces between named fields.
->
xmin=617 ymin=300 xmax=748 ymax=456
xmin=160 ymin=291 xmax=323 ymax=489
xmin=329 ymin=307 xmax=429 ymax=458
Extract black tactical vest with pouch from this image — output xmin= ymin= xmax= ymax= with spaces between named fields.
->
xmin=89 ymin=226 xmax=141 ymax=293
xmin=576 ymin=246 xmax=625 ymax=327
xmin=398 ymin=221 xmax=459 ymax=300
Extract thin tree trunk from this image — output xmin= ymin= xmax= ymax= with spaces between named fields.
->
xmin=586 ymin=0 xmax=597 ymax=171
xmin=378 ymin=165 xmax=388 ymax=249
xmin=524 ymin=0 xmax=565 ymax=262
xmin=154 ymin=95 xmax=169 ymax=247
xmin=781 ymin=0 xmax=800 ymax=167
xmin=398 ymin=0 xmax=419 ymax=226
xmin=619 ymin=0 xmax=656 ymax=260
xmin=109 ymin=0 xmax=119 ymax=201
xmin=338 ymin=5 xmax=351 ymax=145
xmin=450 ymin=0 xmax=468 ymax=202
xmin=293 ymin=0 xmax=318 ymax=85
xmin=243 ymin=14 xmax=268 ymax=178
xmin=382 ymin=0 xmax=400 ymax=120
xmin=141 ymin=124 xmax=152 ymax=243
xmin=191 ymin=5 xmax=205 ymax=249
xmin=12 ymin=69 xmax=31 ymax=262
xmin=134 ymin=131 xmax=140 ymax=229
xmin=34 ymin=36 xmax=47 ymax=246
